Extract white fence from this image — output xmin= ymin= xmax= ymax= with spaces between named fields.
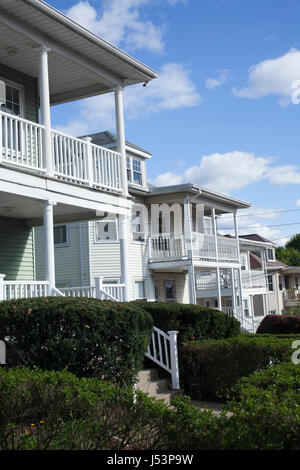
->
xmin=0 ymin=111 xmax=122 ymax=193
xmin=145 ymin=327 xmax=179 ymax=390
xmin=0 ymin=277 xmax=49 ymax=301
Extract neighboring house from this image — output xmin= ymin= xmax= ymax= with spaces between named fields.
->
xmin=34 ymin=131 xmax=277 ymax=332
xmin=267 ymin=263 xmax=300 ymax=314
xmin=0 ymin=0 xmax=158 ymax=303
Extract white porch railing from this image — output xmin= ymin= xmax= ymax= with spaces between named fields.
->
xmin=0 ymin=112 xmax=122 ymax=193
xmin=0 ymin=111 xmax=45 ymax=172
xmin=0 ymin=278 xmax=49 ymax=301
xmin=145 ymin=327 xmax=179 ymax=390
xmin=242 ymin=270 xmax=267 ymax=289
xmin=192 ymin=232 xmax=216 ymax=260
xmin=195 ymin=270 xmax=233 ymax=290
xmin=217 ymin=236 xmax=239 ymax=261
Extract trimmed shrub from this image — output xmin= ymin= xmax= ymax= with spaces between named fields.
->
xmin=0 ymin=367 xmax=170 ymax=450
xmin=256 ymin=314 xmax=300 ymax=334
xmin=222 ymin=362 xmax=300 ymax=450
xmin=133 ymin=301 xmax=240 ymax=341
xmin=0 ymin=297 xmax=153 ymax=385
xmin=178 ymin=333 xmax=300 ymax=401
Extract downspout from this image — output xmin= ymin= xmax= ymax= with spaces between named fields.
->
xmin=79 ymin=222 xmax=84 ymax=287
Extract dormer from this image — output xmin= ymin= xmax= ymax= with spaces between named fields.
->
xmin=80 ymin=131 xmax=151 ymax=192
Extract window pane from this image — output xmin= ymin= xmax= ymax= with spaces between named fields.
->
xmin=54 ymin=225 xmax=67 ymax=245
xmin=133 ymin=171 xmax=142 ymax=185
xmin=134 ymin=281 xmax=145 ymax=299
xmin=165 ymin=280 xmax=175 ymax=301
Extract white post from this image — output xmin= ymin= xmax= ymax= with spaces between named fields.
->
xmin=231 ymin=267 xmax=236 ymax=315
xmin=39 ymin=46 xmax=53 ymax=176
xmin=0 ymin=274 xmax=6 ymax=301
xmin=184 ymin=199 xmax=196 ymax=304
xmin=119 ymin=213 xmax=130 ymax=301
xmin=115 ymin=86 xmax=130 ymax=301
xmin=95 ymin=276 xmax=103 ymax=299
xmin=168 ymin=330 xmax=180 ymax=390
xmin=0 ymin=339 xmax=5 ymax=365
xmin=216 ymin=267 xmax=222 ymax=311
xmin=114 ymin=86 xmax=128 ymax=197
xmin=43 ymin=201 xmax=56 ymax=295
xmin=83 ymin=136 xmax=93 ymax=187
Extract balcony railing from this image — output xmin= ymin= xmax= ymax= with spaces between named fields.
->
xmin=0 ymin=111 xmax=122 ymax=193
xmin=195 ymin=270 xmax=233 ymax=290
xmin=149 ymin=232 xmax=239 ymax=263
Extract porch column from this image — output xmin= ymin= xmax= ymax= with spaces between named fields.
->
xmin=216 ymin=267 xmax=222 ymax=311
xmin=184 ymin=199 xmax=196 ymax=304
xmin=39 ymin=46 xmax=53 ymax=177
xmin=43 ymin=201 xmax=56 ymax=295
xmin=114 ymin=86 xmax=129 ymax=197
xmin=231 ymin=268 xmax=237 ymax=314
xmin=119 ymin=212 xmax=130 ymax=302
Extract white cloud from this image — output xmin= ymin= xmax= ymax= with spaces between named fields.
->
xmin=154 ymin=151 xmax=270 ymax=192
xmin=55 ymin=63 xmax=201 ymax=136
xmin=267 ymin=165 xmax=300 ymax=185
xmin=205 ymin=69 xmax=229 ymax=89
xmin=232 ymin=48 xmax=300 ymax=105
xmin=65 ymin=0 xmax=183 ymax=53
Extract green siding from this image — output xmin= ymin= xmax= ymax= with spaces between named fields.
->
xmin=0 ymin=62 xmax=38 ymax=122
xmin=0 ymin=217 xmax=35 ymax=281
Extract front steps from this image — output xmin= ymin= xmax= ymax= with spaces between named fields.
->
xmin=136 ymin=368 xmax=180 ymax=406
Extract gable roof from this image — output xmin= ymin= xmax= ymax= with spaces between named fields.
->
xmin=80 ymin=131 xmax=152 ymax=158
xmin=239 ymin=233 xmax=273 ymax=243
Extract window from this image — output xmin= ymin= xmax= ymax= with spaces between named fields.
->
xmin=165 ymin=280 xmax=176 ymax=302
xmin=131 ymin=204 xmax=146 ymax=242
xmin=95 ymin=216 xmax=118 ymax=242
xmin=295 ymin=277 xmax=299 ymax=289
xmin=267 ymin=248 xmax=275 ymax=261
xmin=279 ymin=275 xmax=283 ymax=291
xmin=267 ymin=275 xmax=274 ymax=292
xmin=0 ymin=82 xmax=22 ymax=117
xmin=54 ymin=225 xmax=68 ymax=246
xmin=134 ymin=280 xmax=146 ymax=300
xmin=203 ymin=217 xmax=213 ymax=235
xmin=284 ymin=275 xmax=290 ymax=290
xmin=126 ymin=156 xmax=143 ymax=186
xmin=243 ymin=299 xmax=250 ymax=317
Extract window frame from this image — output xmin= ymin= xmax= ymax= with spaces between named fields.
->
xmin=54 ymin=224 xmax=69 ymax=248
xmin=126 ymin=155 xmax=143 ymax=187
xmin=94 ymin=217 xmax=119 ymax=244
xmin=134 ymin=279 xmax=147 ymax=300
xmin=0 ymin=78 xmax=25 ymax=118
xmin=267 ymin=248 xmax=275 ymax=262
xmin=267 ymin=274 xmax=274 ymax=292
xmin=164 ymin=279 xmax=176 ymax=302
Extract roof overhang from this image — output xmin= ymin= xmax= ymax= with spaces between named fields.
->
xmin=0 ymin=0 xmax=159 ymax=104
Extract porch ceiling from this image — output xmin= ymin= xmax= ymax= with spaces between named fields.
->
xmin=0 ymin=0 xmax=158 ymax=104
xmin=0 ymin=191 xmax=99 ymax=225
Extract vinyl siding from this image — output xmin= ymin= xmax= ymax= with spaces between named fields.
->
xmin=153 ymin=272 xmax=189 ymax=304
xmin=34 ymin=222 xmax=90 ymax=287
xmin=0 ymin=217 xmax=35 ymax=280
xmin=89 ymin=220 xmax=121 ymax=283
xmin=0 ymin=62 xmax=38 ymax=122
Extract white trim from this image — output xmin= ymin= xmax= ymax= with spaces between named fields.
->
xmin=93 ymin=218 xmax=119 ymax=244
xmin=0 ymin=78 xmax=25 ymax=118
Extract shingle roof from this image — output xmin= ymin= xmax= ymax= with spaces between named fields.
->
xmin=79 ymin=131 xmax=152 ymax=156
xmin=239 ymin=233 xmax=273 ymax=243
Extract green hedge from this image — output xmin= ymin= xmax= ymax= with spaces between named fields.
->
xmin=1 ymin=365 xmax=299 ymax=450
xmin=133 ymin=301 xmax=240 ymax=341
xmin=178 ymin=333 xmax=300 ymax=401
xmin=0 ymin=297 xmax=153 ymax=386
xmin=256 ymin=314 xmax=300 ymax=334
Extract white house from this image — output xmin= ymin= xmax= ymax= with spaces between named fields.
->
xmin=34 ymin=131 xmax=276 ymax=332
xmin=0 ymin=0 xmax=158 ymax=303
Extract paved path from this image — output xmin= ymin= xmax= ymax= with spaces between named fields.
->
xmin=190 ymin=400 xmax=225 ymax=415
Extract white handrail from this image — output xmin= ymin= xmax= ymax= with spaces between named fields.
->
xmin=145 ymin=326 xmax=180 ymax=390
xmin=1 ymin=280 xmax=49 ymax=300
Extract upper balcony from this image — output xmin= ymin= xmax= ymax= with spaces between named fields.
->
xmin=0 ymin=110 xmax=123 ymax=193
xmin=148 ymin=232 xmax=240 ymax=264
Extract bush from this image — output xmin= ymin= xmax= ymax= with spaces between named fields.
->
xmin=133 ymin=301 xmax=240 ymax=341
xmin=0 ymin=367 xmax=171 ymax=450
xmin=256 ymin=314 xmax=300 ymax=334
xmin=222 ymin=362 xmax=300 ymax=450
xmin=0 ymin=297 xmax=153 ymax=385
xmin=178 ymin=333 xmax=300 ymax=401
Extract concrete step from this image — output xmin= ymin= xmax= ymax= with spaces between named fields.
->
xmin=136 ymin=368 xmax=181 ymax=406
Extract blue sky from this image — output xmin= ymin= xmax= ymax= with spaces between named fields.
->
xmin=47 ymin=0 xmax=300 ymax=244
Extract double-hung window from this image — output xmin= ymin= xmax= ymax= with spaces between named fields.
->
xmin=127 ymin=156 xmax=143 ymax=186
xmin=267 ymin=275 xmax=274 ymax=292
